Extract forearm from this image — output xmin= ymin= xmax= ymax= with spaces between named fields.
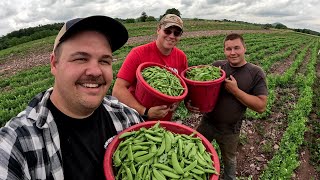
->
xmin=232 ymin=88 xmax=267 ymax=113
xmin=112 ymin=85 xmax=145 ymax=115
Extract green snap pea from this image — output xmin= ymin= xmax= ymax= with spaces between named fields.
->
xmin=186 ymin=65 xmax=221 ymax=81
xmin=112 ymin=121 xmax=218 ymax=179
xmin=141 ymin=66 xmax=185 ymax=96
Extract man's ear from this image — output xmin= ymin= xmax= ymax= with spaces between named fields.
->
xmin=50 ymin=53 xmax=57 ymax=75
xmin=157 ymin=25 xmax=161 ymax=35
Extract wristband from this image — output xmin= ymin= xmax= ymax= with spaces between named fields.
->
xmin=141 ymin=108 xmax=149 ymax=120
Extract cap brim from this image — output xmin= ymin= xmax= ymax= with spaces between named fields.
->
xmin=163 ymin=23 xmax=183 ymax=30
xmin=60 ymin=16 xmax=128 ymax=52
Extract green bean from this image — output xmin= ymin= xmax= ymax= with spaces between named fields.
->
xmin=186 ymin=65 xmax=221 ymax=81
xmin=112 ymin=121 xmax=218 ymax=179
xmin=141 ymin=66 xmax=185 ymax=96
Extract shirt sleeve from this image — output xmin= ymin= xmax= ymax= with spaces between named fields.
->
xmin=104 ymin=97 xmax=144 ymax=134
xmin=117 ymin=48 xmax=141 ymax=84
xmin=252 ymin=69 xmax=268 ymax=96
xmin=0 ymin=126 xmax=25 ymax=180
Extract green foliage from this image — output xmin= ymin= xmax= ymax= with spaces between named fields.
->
xmin=260 ymin=40 xmax=318 ymax=180
xmin=125 ymin=18 xmax=135 ymax=23
xmin=1 ymin=24 xmax=320 ymax=180
xmin=139 ymin=12 xmax=148 ymax=22
xmin=262 ymin=23 xmax=273 ymax=30
xmin=165 ymin=8 xmax=181 ymax=17
xmin=0 ymin=23 xmax=62 ymax=51
xmin=145 ymin=16 xmax=157 ymax=22
xmin=274 ymin=23 xmax=287 ymax=29
xmin=160 ymin=8 xmax=181 ymax=20
xmin=293 ymin=28 xmax=320 ymax=36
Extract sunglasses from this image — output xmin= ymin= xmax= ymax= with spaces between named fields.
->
xmin=163 ymin=29 xmax=182 ymax=37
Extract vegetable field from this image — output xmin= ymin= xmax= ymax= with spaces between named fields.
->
xmin=0 ymin=20 xmax=319 ymax=179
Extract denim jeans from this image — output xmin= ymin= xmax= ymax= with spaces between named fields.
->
xmin=196 ymin=119 xmax=239 ymax=180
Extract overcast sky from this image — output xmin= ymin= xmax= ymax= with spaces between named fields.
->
xmin=1 ymin=0 xmax=320 ymax=36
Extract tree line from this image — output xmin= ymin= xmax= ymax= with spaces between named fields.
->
xmin=1 ymin=7 xmax=319 ymax=51
xmin=0 ymin=8 xmax=181 ymax=51
xmin=0 ymin=23 xmax=63 ymax=50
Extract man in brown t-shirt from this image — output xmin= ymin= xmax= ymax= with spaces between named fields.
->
xmin=195 ymin=33 xmax=268 ymax=180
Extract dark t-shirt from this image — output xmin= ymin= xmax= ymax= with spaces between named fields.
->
xmin=205 ymin=60 xmax=268 ymax=134
xmin=47 ymin=98 xmax=117 ymax=180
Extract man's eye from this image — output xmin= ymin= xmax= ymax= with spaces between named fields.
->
xmin=75 ymin=58 xmax=86 ymax=61
xmin=100 ymin=59 xmax=112 ymax=65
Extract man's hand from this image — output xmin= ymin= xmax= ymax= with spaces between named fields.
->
xmin=185 ymin=100 xmax=200 ymax=113
xmin=169 ymin=102 xmax=180 ymax=112
xmin=148 ymin=105 xmax=170 ymax=119
xmin=224 ymin=75 xmax=239 ymax=95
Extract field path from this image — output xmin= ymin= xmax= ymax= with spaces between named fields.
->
xmin=0 ymin=29 xmax=274 ymax=77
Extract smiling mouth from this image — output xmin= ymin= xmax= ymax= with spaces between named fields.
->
xmin=80 ymin=83 xmax=101 ymax=88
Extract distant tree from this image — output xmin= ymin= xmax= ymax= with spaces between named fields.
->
xmin=139 ymin=12 xmax=148 ymax=22
xmin=159 ymin=8 xmax=181 ymax=20
xmin=262 ymin=24 xmax=273 ymax=30
xmin=275 ymin=23 xmax=287 ymax=29
xmin=165 ymin=8 xmax=181 ymax=17
xmin=146 ymin=16 xmax=157 ymax=22
xmin=125 ymin=18 xmax=135 ymax=23
xmin=114 ymin=18 xmax=125 ymax=23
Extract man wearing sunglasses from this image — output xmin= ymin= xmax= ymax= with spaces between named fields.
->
xmin=113 ymin=14 xmax=187 ymax=121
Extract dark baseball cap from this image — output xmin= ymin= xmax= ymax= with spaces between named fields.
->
xmin=53 ymin=15 xmax=128 ymax=52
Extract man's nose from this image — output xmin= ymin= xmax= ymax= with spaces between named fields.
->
xmin=85 ymin=60 xmax=102 ymax=76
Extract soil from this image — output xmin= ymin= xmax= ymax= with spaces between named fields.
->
xmin=1 ymin=29 xmax=318 ymax=180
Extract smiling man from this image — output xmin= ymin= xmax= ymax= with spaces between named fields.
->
xmin=194 ymin=33 xmax=268 ymax=180
xmin=0 ymin=15 xmax=144 ymax=180
xmin=112 ymin=14 xmax=188 ymax=121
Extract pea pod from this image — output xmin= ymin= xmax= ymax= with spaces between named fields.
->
xmin=186 ymin=65 xmax=221 ymax=81
xmin=171 ymin=152 xmax=184 ymax=174
xmin=142 ymin=66 xmax=185 ymax=96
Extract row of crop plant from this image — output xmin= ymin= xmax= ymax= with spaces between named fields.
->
xmin=0 ymin=32 xmax=316 ymax=124
xmin=260 ymin=40 xmax=318 ymax=179
xmin=245 ymin=37 xmax=311 ymax=119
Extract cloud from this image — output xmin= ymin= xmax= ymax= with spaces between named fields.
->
xmin=0 ymin=0 xmax=319 ymax=36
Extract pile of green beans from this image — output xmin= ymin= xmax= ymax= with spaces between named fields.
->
xmin=112 ymin=122 xmax=219 ymax=180
xmin=141 ymin=66 xmax=185 ymax=96
xmin=186 ymin=66 xmax=221 ymax=81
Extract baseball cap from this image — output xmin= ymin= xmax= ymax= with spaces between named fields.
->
xmin=159 ymin=14 xmax=183 ymax=31
xmin=53 ymin=15 xmax=128 ymax=52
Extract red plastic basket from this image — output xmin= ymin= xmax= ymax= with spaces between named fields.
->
xmin=104 ymin=121 xmax=220 ymax=180
xmin=135 ymin=62 xmax=188 ymax=121
xmin=181 ymin=65 xmax=226 ymax=112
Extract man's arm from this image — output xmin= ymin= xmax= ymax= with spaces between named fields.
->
xmin=225 ymin=75 xmax=267 ymax=113
xmin=112 ymin=78 xmax=146 ymax=115
xmin=112 ymin=78 xmax=171 ymax=119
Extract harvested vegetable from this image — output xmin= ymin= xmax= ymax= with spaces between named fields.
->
xmin=142 ymin=66 xmax=185 ymax=96
xmin=112 ymin=122 xmax=219 ymax=180
xmin=186 ymin=65 xmax=221 ymax=81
